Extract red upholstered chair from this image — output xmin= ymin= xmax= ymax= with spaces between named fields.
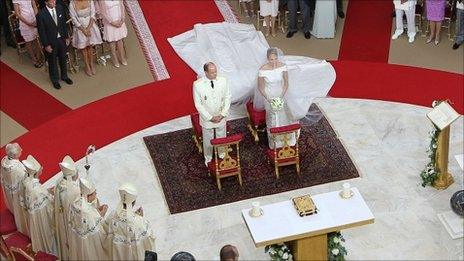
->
xmin=266 ymin=123 xmax=301 ymax=179
xmin=207 ymin=134 xmax=243 ymax=190
xmin=8 ymin=12 xmax=28 ymax=64
xmin=190 ymin=112 xmax=231 ymax=153
xmin=33 ymin=251 xmax=58 ymax=261
xmin=0 ymin=209 xmax=17 ymax=236
xmin=1 ymin=232 xmax=31 ymax=261
xmin=246 ymin=101 xmax=266 ymax=142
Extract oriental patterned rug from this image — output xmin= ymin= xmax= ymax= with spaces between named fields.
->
xmin=143 ymin=106 xmax=359 ymax=214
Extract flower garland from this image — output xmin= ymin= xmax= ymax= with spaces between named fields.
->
xmin=265 ymin=243 xmax=293 ymax=261
xmin=328 ymin=232 xmax=347 ymax=261
xmin=420 ymin=100 xmax=442 ymax=187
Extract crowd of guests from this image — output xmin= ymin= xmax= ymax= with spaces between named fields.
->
xmin=392 ymin=0 xmax=463 ymax=48
xmin=1 ymin=143 xmax=242 ymax=260
xmin=2 ymin=0 xmax=128 ymax=89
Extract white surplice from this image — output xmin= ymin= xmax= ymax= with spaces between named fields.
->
xmin=68 ymin=197 xmax=109 ymax=260
xmin=105 ymin=208 xmax=156 ymax=260
xmin=54 ymin=177 xmax=80 ymax=260
xmin=21 ymin=176 xmax=56 ymax=254
xmin=1 ymin=156 xmax=29 ymax=235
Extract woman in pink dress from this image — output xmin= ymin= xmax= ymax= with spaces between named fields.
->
xmin=426 ymin=0 xmax=447 ymax=45
xmin=13 ymin=0 xmax=43 ymax=68
xmin=69 ymin=0 xmax=103 ymax=76
xmin=98 ymin=0 xmax=128 ymax=67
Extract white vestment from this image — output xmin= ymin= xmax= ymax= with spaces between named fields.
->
xmin=21 ymin=176 xmax=56 ymax=254
xmin=1 ymin=156 xmax=29 ymax=235
xmin=193 ymin=75 xmax=231 ymax=163
xmin=105 ymin=208 xmax=156 ymax=260
xmin=54 ymin=177 xmax=80 ymax=260
xmin=68 ymin=197 xmax=109 ymax=260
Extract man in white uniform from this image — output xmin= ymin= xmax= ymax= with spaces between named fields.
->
xmin=54 ymin=155 xmax=80 ymax=260
xmin=193 ymin=62 xmax=231 ymax=165
xmin=105 ymin=183 xmax=156 ymax=260
xmin=68 ymin=178 xmax=109 ymax=260
xmin=21 ymin=155 xmax=56 ymax=254
xmin=392 ymin=0 xmax=416 ymax=43
xmin=1 ymin=143 xmax=29 ymax=236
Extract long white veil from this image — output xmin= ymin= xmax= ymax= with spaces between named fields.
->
xmin=168 ymin=22 xmax=336 ymax=124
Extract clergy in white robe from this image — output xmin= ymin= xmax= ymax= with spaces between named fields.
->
xmin=105 ymin=183 xmax=155 ymax=260
xmin=54 ymin=155 xmax=81 ymax=260
xmin=68 ymin=178 xmax=109 ymax=260
xmin=1 ymin=143 xmax=29 ymax=236
xmin=21 ymin=155 xmax=56 ymax=255
xmin=193 ymin=62 xmax=231 ymax=164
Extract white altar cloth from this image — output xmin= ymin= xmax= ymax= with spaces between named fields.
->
xmin=241 ymin=188 xmax=374 ymax=247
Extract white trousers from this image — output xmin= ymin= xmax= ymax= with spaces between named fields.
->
xmin=395 ymin=7 xmax=416 ymax=37
xmin=202 ymin=125 xmax=226 ymax=164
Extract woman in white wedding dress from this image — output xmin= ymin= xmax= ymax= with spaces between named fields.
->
xmin=258 ymin=48 xmax=297 ymax=148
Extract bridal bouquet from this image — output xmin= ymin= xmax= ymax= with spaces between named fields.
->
xmin=270 ymin=97 xmax=284 ymax=112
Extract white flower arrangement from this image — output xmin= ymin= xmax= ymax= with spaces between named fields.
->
xmin=265 ymin=243 xmax=293 ymax=261
xmin=420 ymin=100 xmax=442 ymax=187
xmin=328 ymin=232 xmax=347 ymax=261
xmin=270 ymin=97 xmax=284 ymax=112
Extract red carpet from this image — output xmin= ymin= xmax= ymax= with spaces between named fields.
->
xmin=1 ymin=1 xmax=463 ymax=210
xmin=338 ymin=0 xmax=393 ymax=62
xmin=329 ymin=61 xmax=464 ymax=113
xmin=0 ymin=62 xmax=71 ymax=130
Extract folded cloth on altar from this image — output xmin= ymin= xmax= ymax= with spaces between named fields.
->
xmin=168 ymin=22 xmax=336 ymax=121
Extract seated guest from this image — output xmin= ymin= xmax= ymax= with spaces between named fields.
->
xmin=98 ymin=0 xmax=127 ymax=67
xmin=391 ymin=0 xmax=416 ymax=43
xmin=21 ymin=155 xmax=56 ymax=255
xmin=171 ymin=251 xmax=196 ymax=261
xmin=1 ymin=143 xmax=29 ymax=236
xmin=105 ymin=183 xmax=156 ymax=260
xmin=220 ymin=245 xmax=239 ymax=261
xmin=69 ymin=0 xmax=102 ymax=76
xmin=54 ymin=155 xmax=81 ymax=260
xmin=453 ymin=0 xmax=463 ymax=49
xmin=13 ymin=0 xmax=43 ymax=68
xmin=36 ymin=0 xmax=73 ymax=89
xmin=68 ymin=178 xmax=109 ymax=260
xmin=426 ymin=0 xmax=446 ymax=45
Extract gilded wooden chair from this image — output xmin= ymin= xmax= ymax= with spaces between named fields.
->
xmin=266 ymin=123 xmax=301 ymax=179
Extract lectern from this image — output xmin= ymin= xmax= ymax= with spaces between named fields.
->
xmin=426 ymin=101 xmax=460 ymax=190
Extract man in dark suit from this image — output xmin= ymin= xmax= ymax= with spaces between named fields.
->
xmin=36 ymin=0 xmax=73 ymax=89
xmin=286 ymin=0 xmax=314 ymax=39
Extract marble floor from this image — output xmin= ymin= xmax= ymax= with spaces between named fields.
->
xmin=43 ymin=98 xmax=464 ymax=260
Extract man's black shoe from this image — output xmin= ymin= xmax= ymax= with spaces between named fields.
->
xmin=62 ymin=78 xmax=73 ymax=85
xmin=53 ymin=82 xmax=61 ymax=89
xmin=452 ymin=43 xmax=461 ymax=50
xmin=337 ymin=10 xmax=345 ymax=18
xmin=304 ymin=32 xmax=311 ymax=39
xmin=286 ymin=31 xmax=295 ymax=38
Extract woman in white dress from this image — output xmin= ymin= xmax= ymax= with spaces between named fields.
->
xmin=258 ymin=48 xmax=296 ymax=148
xmin=259 ymin=0 xmax=279 ymax=37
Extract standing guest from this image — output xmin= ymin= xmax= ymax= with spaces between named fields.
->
xmin=392 ymin=0 xmax=417 ymax=43
xmin=453 ymin=0 xmax=464 ymax=49
xmin=68 ymin=178 xmax=109 ymax=260
xmin=105 ymin=183 xmax=156 ymax=260
xmin=1 ymin=0 xmax=17 ymax=48
xmin=69 ymin=0 xmax=102 ymax=76
xmin=220 ymin=245 xmax=239 ymax=261
xmin=287 ymin=0 xmax=312 ymax=39
xmin=0 ymin=143 xmax=29 ymax=236
xmin=259 ymin=0 xmax=279 ymax=37
xmin=21 ymin=155 xmax=56 ymax=255
xmin=54 ymin=155 xmax=80 ymax=260
xmin=36 ymin=0 xmax=73 ymax=90
xmin=337 ymin=0 xmax=345 ymax=18
xmin=240 ymin=0 xmax=255 ymax=18
xmin=426 ymin=0 xmax=447 ymax=45
xmin=193 ymin=62 xmax=232 ymax=165
xmin=98 ymin=0 xmax=127 ymax=67
xmin=13 ymin=0 xmax=43 ymax=67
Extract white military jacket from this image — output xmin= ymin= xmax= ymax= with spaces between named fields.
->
xmin=193 ymin=75 xmax=231 ymax=129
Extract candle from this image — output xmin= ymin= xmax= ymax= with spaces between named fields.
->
xmin=343 ymin=183 xmax=351 ymax=198
xmin=251 ymin=201 xmax=261 ymax=217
